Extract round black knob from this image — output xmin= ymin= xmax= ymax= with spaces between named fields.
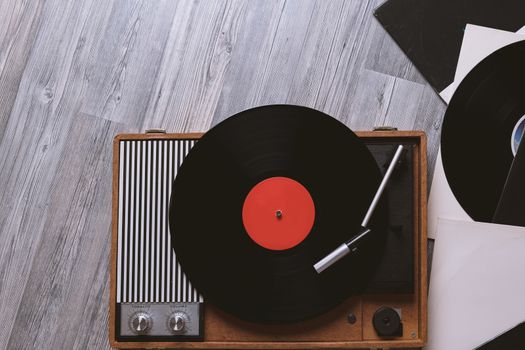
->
xmin=372 ymin=306 xmax=402 ymax=337
xmin=129 ymin=312 xmax=152 ymax=335
xmin=168 ymin=312 xmax=188 ymax=334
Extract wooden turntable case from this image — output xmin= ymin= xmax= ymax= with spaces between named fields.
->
xmin=109 ymin=130 xmax=427 ymax=349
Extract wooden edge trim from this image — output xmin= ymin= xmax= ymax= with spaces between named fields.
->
xmin=418 ymin=133 xmax=428 ymax=343
xmin=355 ymin=130 xmax=426 ymax=138
xmin=114 ymin=133 xmax=204 ymax=141
xmin=113 ymin=130 xmax=425 ymax=141
xmin=410 ymin=143 xmax=421 ymax=343
xmin=109 ymin=137 xmax=120 ymax=347
xmin=110 ymin=339 xmax=425 ymax=349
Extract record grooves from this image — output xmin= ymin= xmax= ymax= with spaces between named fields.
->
xmin=441 ymin=40 xmax=525 ymax=222
xmin=169 ymin=105 xmax=388 ymax=324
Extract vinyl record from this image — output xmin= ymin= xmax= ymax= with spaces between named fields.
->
xmin=169 ymin=105 xmax=388 ymax=323
xmin=442 ymin=40 xmax=525 ymax=222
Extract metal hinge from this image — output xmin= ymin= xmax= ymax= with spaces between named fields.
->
xmin=373 ymin=126 xmax=398 ymax=131
xmin=145 ymin=128 xmax=167 ymax=134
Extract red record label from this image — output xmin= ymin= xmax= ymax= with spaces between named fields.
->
xmin=242 ymin=177 xmax=315 ymax=250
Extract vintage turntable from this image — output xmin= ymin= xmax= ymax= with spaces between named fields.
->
xmin=109 ymin=105 xmax=427 ymax=349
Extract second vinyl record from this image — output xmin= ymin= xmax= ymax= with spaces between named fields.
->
xmin=169 ymin=105 xmax=388 ymax=324
xmin=441 ymin=40 xmax=525 ymax=222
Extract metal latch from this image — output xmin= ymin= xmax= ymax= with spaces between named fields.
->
xmin=373 ymin=126 xmax=398 ymax=131
xmin=145 ymin=128 xmax=166 ymax=134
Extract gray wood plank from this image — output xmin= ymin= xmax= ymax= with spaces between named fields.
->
xmin=211 ymin=0 xmax=289 ymax=122
xmin=412 ymin=84 xmax=447 ymax=178
xmin=6 ymin=113 xmax=122 ymax=350
xmin=82 ymin=0 xmax=181 ymax=126
xmin=143 ymin=0 xmax=248 ymax=132
xmin=0 ymin=0 xmax=109 ymax=345
xmin=0 ymin=0 xmax=446 ymax=349
xmin=0 ymin=0 xmax=45 ymax=143
xmin=212 ymin=0 xmax=378 ymax=122
xmin=285 ymin=0 xmax=347 ymax=106
xmin=241 ymin=0 xmax=319 ymax=105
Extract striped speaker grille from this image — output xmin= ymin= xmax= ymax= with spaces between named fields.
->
xmin=116 ymin=139 xmax=203 ymax=303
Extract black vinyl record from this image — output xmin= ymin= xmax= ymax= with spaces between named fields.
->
xmin=169 ymin=105 xmax=388 ymax=324
xmin=441 ymin=40 xmax=525 ymax=222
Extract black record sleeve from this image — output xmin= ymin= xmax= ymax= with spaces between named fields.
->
xmin=374 ymin=0 xmax=525 ymax=93
xmin=475 ymin=322 xmax=525 ymax=349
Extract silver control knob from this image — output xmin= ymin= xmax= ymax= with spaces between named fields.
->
xmin=129 ymin=312 xmax=152 ymax=334
xmin=168 ymin=312 xmax=189 ymax=334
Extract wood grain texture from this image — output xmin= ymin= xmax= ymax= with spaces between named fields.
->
xmin=0 ymin=0 xmax=445 ymax=349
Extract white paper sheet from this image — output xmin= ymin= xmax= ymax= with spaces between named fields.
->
xmin=439 ymin=25 xmax=525 ymax=103
xmin=427 ymin=150 xmax=471 ymax=238
xmin=425 ymin=219 xmax=525 ymax=350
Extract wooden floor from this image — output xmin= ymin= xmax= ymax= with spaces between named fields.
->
xmin=0 ymin=0 xmax=445 ymax=349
